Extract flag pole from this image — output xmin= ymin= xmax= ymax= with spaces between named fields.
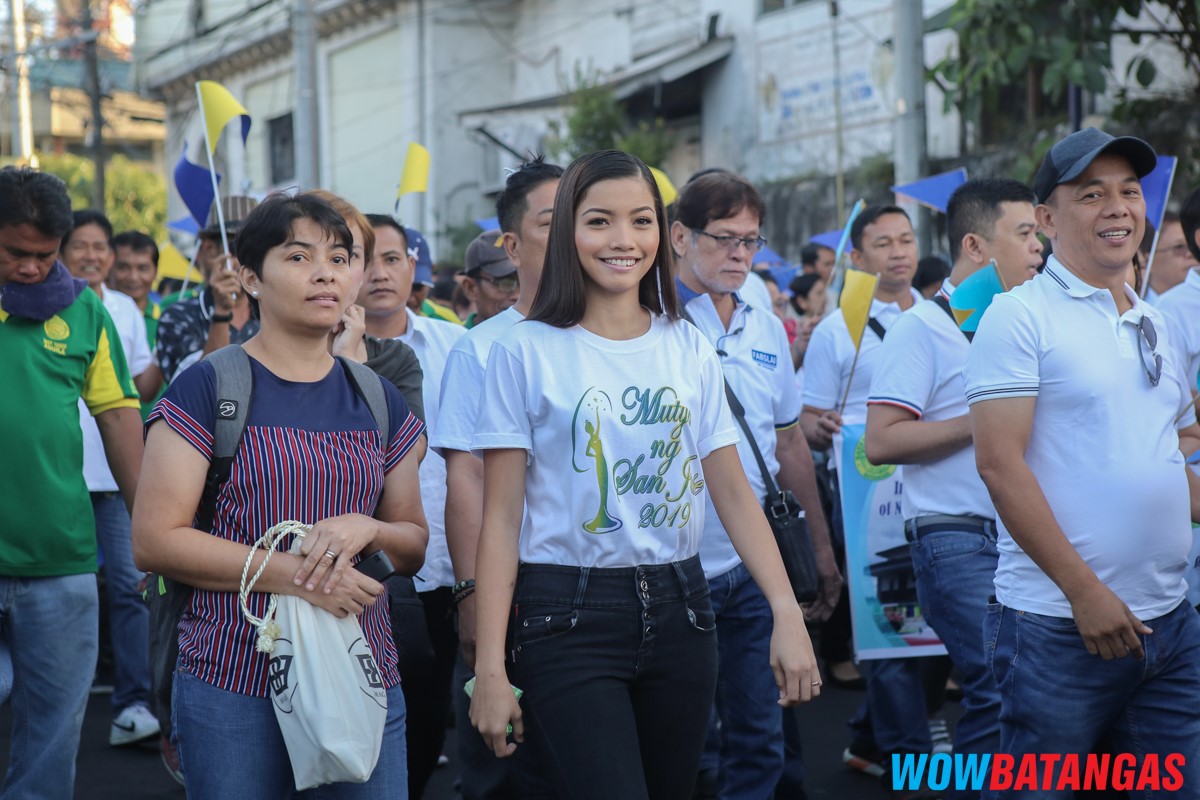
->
xmin=1140 ymin=157 xmax=1177 ymax=299
xmin=837 ymin=348 xmax=862 ymax=417
xmin=178 ymin=243 xmax=202 ymax=297
xmin=195 ymin=82 xmax=235 ymax=301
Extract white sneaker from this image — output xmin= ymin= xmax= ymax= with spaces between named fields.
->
xmin=928 ymin=716 xmax=953 ymax=756
xmin=110 ymin=703 xmax=161 ymax=746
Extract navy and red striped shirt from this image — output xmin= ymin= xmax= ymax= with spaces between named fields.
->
xmin=148 ymin=355 xmax=425 ymax=697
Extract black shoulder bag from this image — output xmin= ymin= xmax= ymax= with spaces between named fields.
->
xmin=723 ymin=381 xmax=820 ymax=603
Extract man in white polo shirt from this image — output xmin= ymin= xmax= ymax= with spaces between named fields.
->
xmin=62 ymin=210 xmax=160 ymax=748
xmin=865 ymin=179 xmax=1042 ymax=798
xmin=1157 ymin=187 xmax=1200 ymax=394
xmin=965 ymin=128 xmax=1200 ymax=797
xmin=360 ymin=213 xmax=464 ymax=795
xmin=431 ymin=156 xmax=562 ymax=799
xmin=800 ymin=206 xmax=935 ymax=790
xmin=672 ymin=170 xmax=839 ymax=799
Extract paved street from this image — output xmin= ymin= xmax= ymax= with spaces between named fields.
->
xmin=0 ymin=678 xmax=896 ymax=799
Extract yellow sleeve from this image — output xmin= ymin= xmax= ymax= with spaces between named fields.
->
xmin=82 ymin=310 xmax=139 ymax=415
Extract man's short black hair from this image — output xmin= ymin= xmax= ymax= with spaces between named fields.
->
xmin=112 ymin=231 xmax=159 ymax=266
xmin=1180 ymin=190 xmax=1200 ymax=264
xmin=234 ymin=192 xmax=352 ymax=278
xmin=675 ymin=171 xmax=766 ymax=232
xmin=945 ymin=179 xmax=1036 ymax=262
xmin=800 ymin=242 xmax=833 ymax=268
xmin=915 ymin=255 xmax=950 ymax=291
xmin=66 ymin=209 xmax=114 ymax=248
xmin=495 ymin=155 xmax=564 ymax=235
xmin=850 ymin=205 xmax=910 ymax=252
xmin=365 ymin=213 xmax=409 ymax=251
xmin=0 ymin=167 xmax=73 ymax=239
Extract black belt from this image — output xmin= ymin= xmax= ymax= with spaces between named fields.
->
xmin=904 ymin=514 xmax=997 ymax=542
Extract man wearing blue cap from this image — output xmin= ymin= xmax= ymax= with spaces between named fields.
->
xmin=405 ymin=227 xmax=463 ymax=325
xmin=964 ymin=128 xmax=1200 ymax=797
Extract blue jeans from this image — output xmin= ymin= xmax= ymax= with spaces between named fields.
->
xmin=173 ymin=669 xmax=408 ymax=799
xmin=700 ymin=562 xmax=786 ymax=799
xmin=985 ymin=600 xmax=1200 ymax=800
xmin=854 ymin=657 xmax=932 ymax=754
xmin=509 ymin=556 xmax=718 ymax=800
xmin=0 ymin=573 xmax=99 ymax=799
xmin=910 ymin=525 xmax=1000 ymax=797
xmin=92 ymin=492 xmax=152 ymax=713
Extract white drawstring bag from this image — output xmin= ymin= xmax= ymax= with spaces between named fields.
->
xmin=239 ymin=521 xmax=388 ymax=790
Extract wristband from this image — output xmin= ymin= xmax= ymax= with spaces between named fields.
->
xmin=211 ymin=312 xmax=233 ymax=323
xmin=452 ymin=578 xmax=476 ymax=604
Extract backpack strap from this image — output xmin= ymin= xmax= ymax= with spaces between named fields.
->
xmin=867 ymin=317 xmax=888 ymax=341
xmin=336 ymin=355 xmax=390 ymax=436
xmin=196 ymin=345 xmax=253 ymax=532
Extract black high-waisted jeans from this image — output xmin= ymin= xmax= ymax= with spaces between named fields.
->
xmin=509 ymin=555 xmax=719 ymax=800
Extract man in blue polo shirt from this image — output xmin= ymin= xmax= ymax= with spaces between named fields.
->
xmin=672 ymin=170 xmax=839 ymax=799
xmin=966 ymin=128 xmax=1200 ymax=797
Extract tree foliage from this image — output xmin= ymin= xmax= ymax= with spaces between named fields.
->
xmin=38 ymin=152 xmax=167 ymax=240
xmin=931 ymin=0 xmax=1200 ymax=122
xmin=547 ymin=70 xmax=675 ymax=167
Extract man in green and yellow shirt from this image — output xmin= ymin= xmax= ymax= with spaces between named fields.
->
xmin=0 ymin=167 xmax=142 ymax=797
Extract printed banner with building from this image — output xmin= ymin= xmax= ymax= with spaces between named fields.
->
xmin=836 ymin=424 xmax=946 ymax=661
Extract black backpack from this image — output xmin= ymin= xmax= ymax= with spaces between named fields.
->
xmin=146 ymin=345 xmax=388 ymax=730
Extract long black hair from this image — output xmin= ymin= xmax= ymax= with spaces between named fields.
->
xmin=528 ymin=150 xmax=678 ymax=328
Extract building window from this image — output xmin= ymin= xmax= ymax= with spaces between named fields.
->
xmin=761 ymin=0 xmax=803 ymax=12
xmin=268 ymin=112 xmax=295 ymax=185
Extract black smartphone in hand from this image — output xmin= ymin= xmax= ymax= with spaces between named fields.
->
xmin=354 ymin=550 xmax=397 ymax=581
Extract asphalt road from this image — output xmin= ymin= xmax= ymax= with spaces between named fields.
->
xmin=0 ymin=678 xmax=894 ymax=799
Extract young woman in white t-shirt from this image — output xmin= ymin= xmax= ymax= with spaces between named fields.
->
xmin=468 ymin=150 xmax=820 ymax=799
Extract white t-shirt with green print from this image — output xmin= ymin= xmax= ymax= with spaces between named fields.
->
xmin=473 ymin=313 xmax=739 ymax=568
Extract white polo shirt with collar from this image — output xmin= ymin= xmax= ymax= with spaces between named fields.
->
xmin=430 ymin=305 xmax=523 ymax=457
xmin=867 ymin=279 xmax=993 ymax=520
xmin=802 ymin=287 xmax=923 ymax=427
xmin=683 ymin=289 xmax=802 ymax=580
xmin=396 ymin=307 xmax=465 ymax=590
xmin=963 ymin=256 xmax=1196 ymax=620
xmin=1155 ymin=267 xmax=1200 ymax=392
xmin=79 ymin=287 xmax=152 ymax=492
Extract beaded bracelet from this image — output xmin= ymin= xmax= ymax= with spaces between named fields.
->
xmin=452 ymin=578 xmax=476 ymax=605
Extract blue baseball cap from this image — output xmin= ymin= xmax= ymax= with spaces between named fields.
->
xmin=405 ymin=227 xmax=434 ymax=286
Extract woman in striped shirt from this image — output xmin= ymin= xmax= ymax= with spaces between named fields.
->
xmin=133 ymin=192 xmax=427 ymax=799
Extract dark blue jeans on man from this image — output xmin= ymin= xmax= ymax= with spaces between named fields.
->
xmin=700 ymin=561 xmax=786 ymax=799
xmin=985 ymin=599 xmax=1200 ymax=799
xmin=92 ymin=491 xmax=153 ymax=714
xmin=509 ymin=556 xmax=718 ymax=800
xmin=909 ymin=517 xmax=1001 ymax=799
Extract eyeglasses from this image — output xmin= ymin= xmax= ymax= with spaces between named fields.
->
xmin=478 ymin=273 xmax=520 ymax=293
xmin=691 ymin=228 xmax=767 ymax=253
xmin=1137 ymin=315 xmax=1162 ymax=388
xmin=1155 ymin=243 xmax=1191 ymax=259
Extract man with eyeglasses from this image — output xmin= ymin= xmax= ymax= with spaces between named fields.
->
xmin=965 ymin=128 xmax=1200 ymax=797
xmin=1144 ymin=211 xmax=1194 ymax=304
xmin=671 ymin=170 xmax=839 ymax=800
xmin=461 ymin=230 xmax=519 ymax=328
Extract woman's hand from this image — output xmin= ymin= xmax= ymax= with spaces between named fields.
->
xmin=293 ymin=514 xmax=379 ymax=593
xmin=469 ymin=671 xmax=524 ymax=758
xmin=331 ymin=304 xmax=368 ymax=362
xmin=770 ymin=602 xmax=822 ymax=706
xmin=289 ymin=554 xmax=385 ymax=617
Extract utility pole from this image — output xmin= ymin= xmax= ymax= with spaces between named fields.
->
xmin=81 ymin=0 xmax=104 ymax=209
xmin=830 ymin=0 xmax=846 ymax=226
xmin=8 ymin=0 xmax=33 ymax=165
xmin=892 ymin=0 xmax=929 ymax=254
xmin=292 ymin=0 xmax=318 ymax=188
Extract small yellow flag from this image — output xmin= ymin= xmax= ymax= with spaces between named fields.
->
xmin=196 ymin=81 xmax=251 ymax=153
xmin=398 ymin=143 xmax=431 ymax=197
xmin=650 ymin=167 xmax=678 ymax=206
xmin=841 ymin=269 xmax=880 ymax=351
xmin=156 ymin=241 xmax=202 ymax=284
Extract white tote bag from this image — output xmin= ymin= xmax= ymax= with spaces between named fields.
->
xmin=239 ymin=522 xmax=388 ymax=790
